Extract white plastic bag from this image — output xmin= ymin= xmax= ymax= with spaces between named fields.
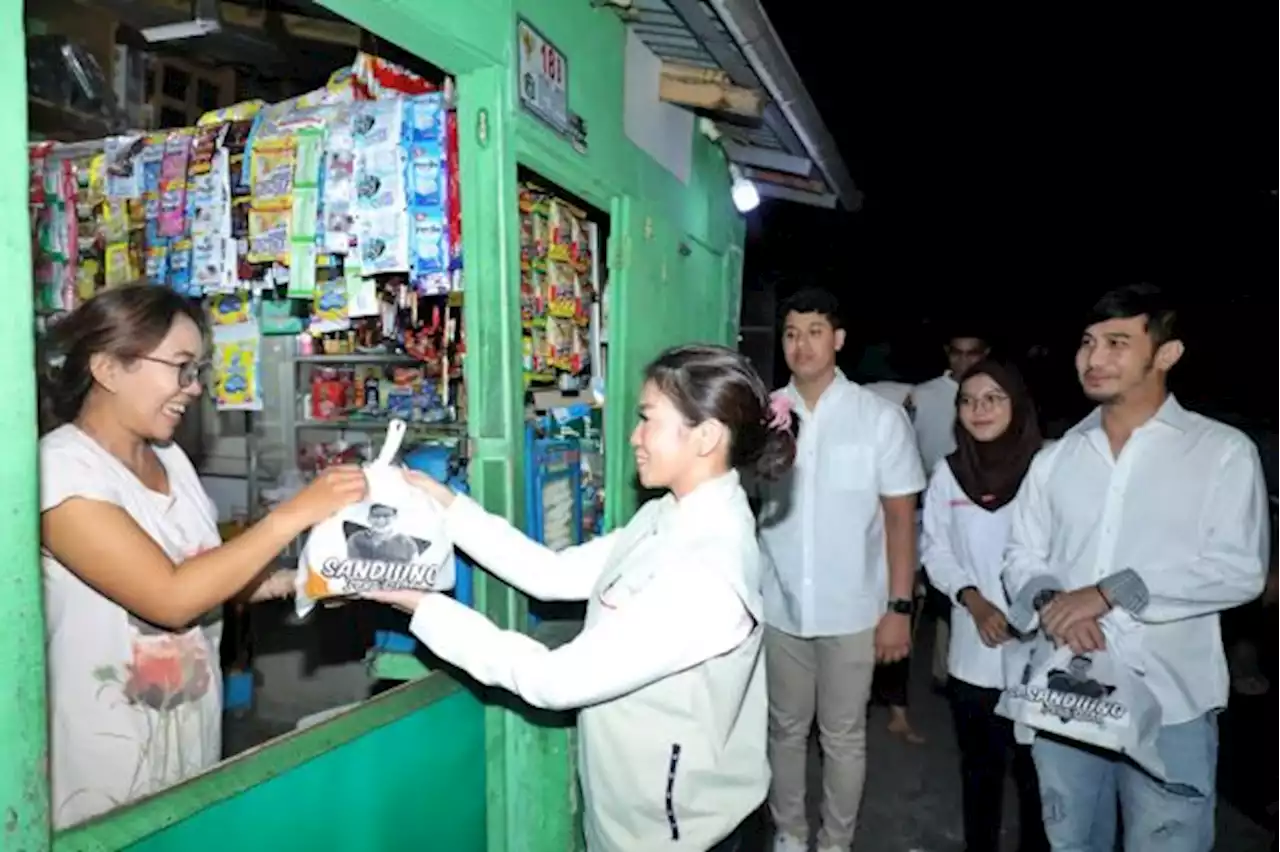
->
xmin=296 ymin=420 xmax=455 ymax=617
xmin=996 ymin=622 xmax=1166 ymax=780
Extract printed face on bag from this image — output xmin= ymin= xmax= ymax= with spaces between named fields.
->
xmin=92 ymin=313 xmax=208 ymax=443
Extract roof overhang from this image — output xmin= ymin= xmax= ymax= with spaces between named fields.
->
xmin=616 ymin=0 xmax=861 ymax=211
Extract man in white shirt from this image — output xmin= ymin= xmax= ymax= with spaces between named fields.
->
xmin=1003 ymin=283 xmax=1269 ymax=852
xmin=911 ymin=332 xmax=990 ymax=689
xmin=759 ymin=289 xmax=926 ymax=852
xmin=911 ymin=332 xmax=991 ymax=476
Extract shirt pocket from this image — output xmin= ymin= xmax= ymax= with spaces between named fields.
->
xmin=822 ymin=443 xmax=876 ymax=493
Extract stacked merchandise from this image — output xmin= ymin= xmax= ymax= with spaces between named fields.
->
xmin=518 ymin=180 xmax=600 ymax=389
xmin=538 ymin=403 xmax=605 ymax=542
xmin=28 ymin=53 xmax=466 ymax=427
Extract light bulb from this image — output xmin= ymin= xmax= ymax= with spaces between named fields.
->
xmin=731 ymin=177 xmax=760 ymax=213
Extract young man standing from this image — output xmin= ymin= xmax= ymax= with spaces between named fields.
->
xmin=912 ymin=332 xmax=991 ymax=475
xmin=912 ymin=331 xmax=990 ymax=689
xmin=759 ymin=288 xmax=926 ymax=852
xmin=1003 ymin=283 xmax=1269 ymax=852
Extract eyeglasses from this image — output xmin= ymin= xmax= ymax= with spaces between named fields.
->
xmin=958 ymin=392 xmax=1010 ymax=411
xmin=138 ymin=356 xmax=212 ymax=389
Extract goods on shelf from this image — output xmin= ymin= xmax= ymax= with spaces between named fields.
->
xmin=518 ymin=180 xmax=599 ymax=387
xmin=306 ymin=361 xmax=456 ymax=426
xmin=28 ymin=51 xmax=466 ymax=422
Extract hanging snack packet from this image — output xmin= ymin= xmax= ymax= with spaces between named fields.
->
xmin=996 ymin=623 xmax=1165 ymax=781
xmin=296 ymin=420 xmax=456 ymax=617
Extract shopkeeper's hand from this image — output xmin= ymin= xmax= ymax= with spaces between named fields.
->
xmin=402 ymin=468 xmax=456 ymax=508
xmin=249 ymin=569 xmax=297 ymax=602
xmin=363 ymin=589 xmax=428 ymax=614
xmin=277 ymin=465 xmax=367 ymax=529
xmin=874 ymin=612 xmax=912 ymax=663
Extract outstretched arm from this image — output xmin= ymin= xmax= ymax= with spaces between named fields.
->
xmin=442 ymin=495 xmax=621 ymax=602
xmin=406 ymin=550 xmax=753 ymax=710
xmin=405 ymin=469 xmax=621 ymax=602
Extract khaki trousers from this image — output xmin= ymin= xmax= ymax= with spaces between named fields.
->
xmin=765 ymin=625 xmax=876 ymax=850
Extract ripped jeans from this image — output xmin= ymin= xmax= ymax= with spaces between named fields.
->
xmin=1032 ymin=713 xmax=1218 ymax=852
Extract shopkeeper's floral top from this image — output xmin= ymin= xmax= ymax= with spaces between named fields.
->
xmin=40 ymin=425 xmax=224 ymax=829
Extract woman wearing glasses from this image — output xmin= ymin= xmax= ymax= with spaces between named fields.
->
xmin=920 ymin=360 xmax=1049 ymax=852
xmin=38 ymin=284 xmax=366 ymax=828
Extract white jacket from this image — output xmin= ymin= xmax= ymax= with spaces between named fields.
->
xmin=408 ymin=470 xmax=768 ymax=850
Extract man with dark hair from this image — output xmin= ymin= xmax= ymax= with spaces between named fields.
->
xmin=759 ymin=287 xmax=926 ymax=852
xmin=344 ymin=504 xmax=425 ymax=564
xmin=912 ymin=330 xmax=991 ymax=476
xmin=910 ymin=329 xmax=991 ymax=697
xmin=1003 ymin=282 xmax=1269 ymax=851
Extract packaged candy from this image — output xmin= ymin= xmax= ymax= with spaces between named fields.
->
xmin=996 ymin=616 xmax=1165 ymax=781
xmin=296 ymin=420 xmax=456 ymax=617
xmin=198 ymin=99 xmax=266 ymax=126
xmin=157 ymin=131 xmax=192 ymax=238
xmin=212 ymin=330 xmax=263 ymax=411
xmin=209 ymin=291 xmax=253 ymax=326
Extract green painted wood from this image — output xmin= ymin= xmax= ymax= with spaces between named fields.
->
xmin=118 ymin=688 xmax=485 ymax=852
xmin=0 ymin=0 xmax=50 ymax=847
xmin=53 ymin=676 xmax=472 ymax=851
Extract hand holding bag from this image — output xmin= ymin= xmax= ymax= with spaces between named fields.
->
xmin=996 ymin=613 xmax=1166 ymax=780
xmin=296 ymin=419 xmax=456 ymax=617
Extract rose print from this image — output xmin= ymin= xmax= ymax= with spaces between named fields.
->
xmin=122 ymin=633 xmax=213 ymax=710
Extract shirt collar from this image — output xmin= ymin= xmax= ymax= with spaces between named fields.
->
xmin=784 ymin=368 xmax=850 ymax=416
xmin=1072 ymin=394 xmax=1193 ymax=436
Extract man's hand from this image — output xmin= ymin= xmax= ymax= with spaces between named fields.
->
xmin=875 ymin=612 xmax=912 ymax=663
xmin=961 ymin=589 xmax=1009 ymax=647
xmin=1059 ymin=619 xmax=1107 ymax=655
xmin=1041 ymin=586 xmax=1111 ymax=640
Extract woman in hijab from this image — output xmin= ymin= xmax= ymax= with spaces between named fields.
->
xmin=920 ymin=360 xmax=1049 ymax=852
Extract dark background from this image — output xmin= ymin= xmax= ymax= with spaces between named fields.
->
xmin=743 ymin=6 xmax=1277 ymax=429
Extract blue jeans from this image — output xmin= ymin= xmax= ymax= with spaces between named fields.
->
xmin=1032 ymin=713 xmax=1218 ymax=852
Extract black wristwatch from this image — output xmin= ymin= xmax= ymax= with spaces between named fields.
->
xmin=955 ymin=585 xmax=978 ymax=605
xmin=887 ymin=598 xmax=913 ymax=616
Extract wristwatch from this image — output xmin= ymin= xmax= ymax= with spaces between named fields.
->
xmin=887 ymin=597 xmax=913 ymax=616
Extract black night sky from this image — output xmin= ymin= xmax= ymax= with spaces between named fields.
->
xmin=745 ymin=6 xmax=1277 ymax=428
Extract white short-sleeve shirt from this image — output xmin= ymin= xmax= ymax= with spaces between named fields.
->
xmin=911 ymin=372 xmax=960 ymax=476
xmin=40 ymin=425 xmax=224 ymax=829
xmin=759 ymin=371 xmax=927 ymax=637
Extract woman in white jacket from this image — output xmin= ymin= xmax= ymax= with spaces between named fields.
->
xmin=367 ymin=344 xmax=796 ymax=852
xmin=921 ymin=360 xmax=1048 ymax=852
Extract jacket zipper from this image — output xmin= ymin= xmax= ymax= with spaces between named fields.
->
xmin=665 ymin=742 xmax=682 ymax=840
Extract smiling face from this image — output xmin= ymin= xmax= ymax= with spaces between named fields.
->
xmin=958 ymin=372 xmax=1013 ymax=443
xmin=94 ymin=313 xmax=207 ymax=443
xmin=630 ymin=380 xmax=697 ymax=491
xmin=629 ymin=379 xmax=730 ymax=495
xmin=781 ymin=310 xmax=844 ymax=384
xmin=1075 ymin=314 xmax=1182 ymax=405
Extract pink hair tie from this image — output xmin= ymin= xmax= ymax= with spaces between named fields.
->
xmin=767 ymin=392 xmax=793 ymax=433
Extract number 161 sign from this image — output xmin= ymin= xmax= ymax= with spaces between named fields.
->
xmin=517 ymin=18 xmax=587 ymax=151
